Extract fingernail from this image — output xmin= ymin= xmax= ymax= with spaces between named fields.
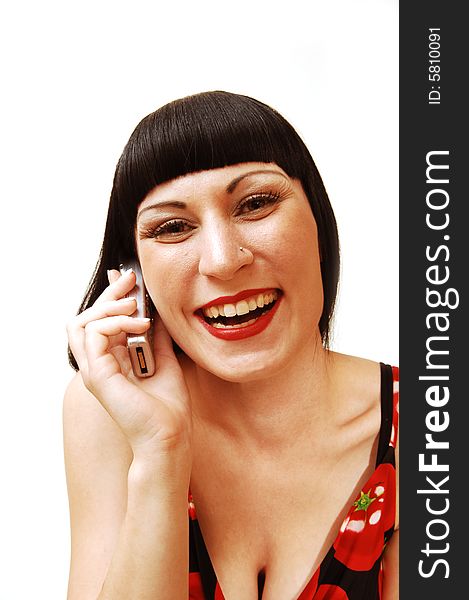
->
xmin=119 ymin=264 xmax=134 ymax=277
xmin=119 ymin=296 xmax=136 ymax=303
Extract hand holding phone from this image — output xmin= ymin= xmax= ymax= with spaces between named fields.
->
xmin=119 ymin=261 xmax=156 ymax=378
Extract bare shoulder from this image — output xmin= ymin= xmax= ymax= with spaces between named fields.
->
xmin=319 ymin=353 xmax=385 ymax=464
xmin=329 ymin=352 xmax=383 ymax=414
xmin=63 ymin=373 xmax=132 ymax=598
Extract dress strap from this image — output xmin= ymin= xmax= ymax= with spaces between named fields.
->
xmin=375 ymin=363 xmax=398 ymax=466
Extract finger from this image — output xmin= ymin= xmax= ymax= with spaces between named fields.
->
xmin=66 ymin=318 xmax=89 ymax=373
xmin=107 ymin=268 xmax=121 ymax=285
xmin=67 ymin=297 xmax=137 ymax=368
xmin=96 ymin=268 xmax=137 ymax=304
xmin=76 ymin=297 xmax=137 ymax=328
xmin=151 ymin=314 xmax=183 ymax=374
xmin=85 ymin=316 xmax=151 ymax=370
xmin=145 ymin=316 xmax=190 ymax=414
xmin=69 ymin=296 xmax=139 ymax=370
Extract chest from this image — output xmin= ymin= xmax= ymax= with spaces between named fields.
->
xmin=189 ymin=430 xmax=381 ymax=599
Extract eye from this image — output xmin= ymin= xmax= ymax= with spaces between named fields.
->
xmin=236 ymin=192 xmax=281 ymax=216
xmin=140 ymin=219 xmax=194 ymax=241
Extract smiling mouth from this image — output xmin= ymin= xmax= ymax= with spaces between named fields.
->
xmin=198 ymin=289 xmax=281 ymax=329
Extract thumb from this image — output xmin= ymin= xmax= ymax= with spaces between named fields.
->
xmin=152 ymin=314 xmax=181 ymax=369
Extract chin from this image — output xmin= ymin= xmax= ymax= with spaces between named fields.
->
xmin=171 ymin=315 xmax=320 ymax=383
xmin=194 ymin=346 xmax=293 ymax=384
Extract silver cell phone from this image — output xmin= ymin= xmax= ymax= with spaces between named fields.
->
xmin=119 ymin=260 xmax=156 ymax=378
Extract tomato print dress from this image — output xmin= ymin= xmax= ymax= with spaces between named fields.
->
xmin=188 ymin=363 xmax=399 ymax=600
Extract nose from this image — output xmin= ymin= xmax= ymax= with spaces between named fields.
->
xmin=198 ymin=221 xmax=253 ymax=280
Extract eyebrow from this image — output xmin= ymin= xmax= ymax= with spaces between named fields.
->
xmin=137 ymin=169 xmax=288 ymax=218
xmin=225 ymin=169 xmax=288 ymax=193
xmin=137 ymin=200 xmax=187 ymax=219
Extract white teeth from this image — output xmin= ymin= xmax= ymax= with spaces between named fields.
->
xmin=224 ymin=303 xmax=237 ymax=317
xmin=202 ymin=289 xmax=279 ymax=318
xmin=235 ymin=300 xmax=250 ymax=315
xmin=212 ymin=318 xmax=257 ymax=329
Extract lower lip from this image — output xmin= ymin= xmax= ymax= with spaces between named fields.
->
xmin=196 ymin=295 xmax=283 ymax=341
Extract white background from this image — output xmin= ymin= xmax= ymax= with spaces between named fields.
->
xmin=0 ymin=1 xmax=398 ymax=597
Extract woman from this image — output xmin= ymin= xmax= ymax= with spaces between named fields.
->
xmin=65 ymin=91 xmax=399 ymax=599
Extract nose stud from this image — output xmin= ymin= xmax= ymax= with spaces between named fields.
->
xmin=238 ymin=246 xmax=253 ymax=262
xmin=239 ymin=246 xmax=253 ymax=261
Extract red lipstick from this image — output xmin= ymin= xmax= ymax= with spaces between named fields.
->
xmin=199 ymin=288 xmax=275 ymax=310
xmin=195 ymin=293 xmax=283 ymax=341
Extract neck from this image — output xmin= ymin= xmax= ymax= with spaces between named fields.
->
xmin=185 ymin=337 xmax=336 ymax=451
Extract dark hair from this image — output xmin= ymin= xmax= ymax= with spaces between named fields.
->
xmin=68 ymin=91 xmax=340 ymax=370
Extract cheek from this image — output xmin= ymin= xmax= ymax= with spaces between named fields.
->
xmin=138 ymin=245 xmax=194 ymax=318
xmin=260 ymin=209 xmax=320 ymax=279
xmin=280 ymin=212 xmax=324 ymax=315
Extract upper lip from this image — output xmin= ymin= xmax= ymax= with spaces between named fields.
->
xmin=197 ymin=288 xmax=279 ymax=311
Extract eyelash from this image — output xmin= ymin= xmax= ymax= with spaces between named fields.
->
xmin=146 ymin=220 xmax=191 ymax=238
xmin=237 ymin=191 xmax=281 ymax=215
xmin=141 ymin=191 xmax=282 ymax=240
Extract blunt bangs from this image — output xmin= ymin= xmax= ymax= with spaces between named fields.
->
xmin=117 ymin=91 xmax=312 ymax=206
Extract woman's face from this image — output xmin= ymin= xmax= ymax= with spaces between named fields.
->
xmin=135 ymin=162 xmax=323 ymax=382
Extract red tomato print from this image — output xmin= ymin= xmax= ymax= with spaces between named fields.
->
xmin=189 ymin=572 xmax=205 ymax=600
xmin=333 ymin=463 xmax=396 ymax=570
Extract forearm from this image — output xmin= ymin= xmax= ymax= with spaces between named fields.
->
xmin=97 ymin=451 xmax=191 ymax=600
